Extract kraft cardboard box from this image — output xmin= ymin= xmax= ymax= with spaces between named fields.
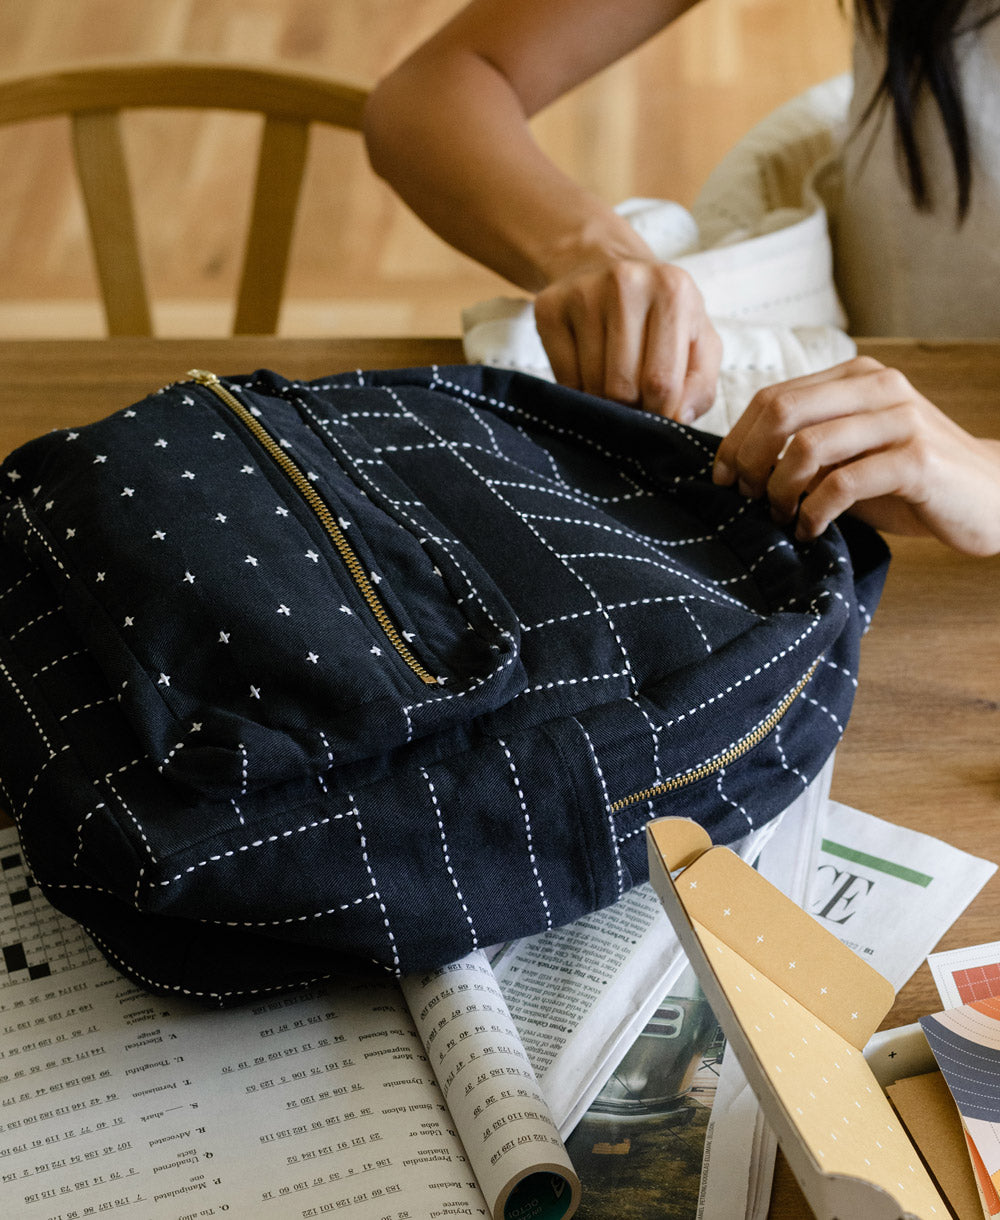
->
xmin=647 ymin=818 xmax=957 ymax=1220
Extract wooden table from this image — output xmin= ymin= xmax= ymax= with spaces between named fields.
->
xmin=1 ymin=337 xmax=998 ymax=1217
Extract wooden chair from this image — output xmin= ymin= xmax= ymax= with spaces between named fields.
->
xmin=0 ymin=59 xmax=369 ymax=335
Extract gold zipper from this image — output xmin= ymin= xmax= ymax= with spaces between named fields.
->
xmin=609 ymin=658 xmax=821 ymax=814
xmin=188 ymin=370 xmax=439 ymax=687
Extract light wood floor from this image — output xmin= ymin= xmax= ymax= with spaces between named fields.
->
xmin=0 ymin=0 xmax=852 ymax=338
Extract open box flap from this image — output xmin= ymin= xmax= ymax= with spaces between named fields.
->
xmin=647 ymin=817 xmax=949 ymax=1220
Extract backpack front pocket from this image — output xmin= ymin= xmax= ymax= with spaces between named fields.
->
xmin=1 ymin=372 xmax=526 ymax=796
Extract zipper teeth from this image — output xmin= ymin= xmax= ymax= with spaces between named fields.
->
xmin=608 ymin=658 xmax=821 ymax=814
xmin=188 ymin=370 xmax=439 ymax=688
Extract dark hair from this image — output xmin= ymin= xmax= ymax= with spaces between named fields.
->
xmin=854 ymin=0 xmax=1000 ymax=218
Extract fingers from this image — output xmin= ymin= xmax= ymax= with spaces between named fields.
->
xmin=707 ymin=356 xmax=1000 ymax=554
xmin=601 ymin=265 xmax=655 ymax=406
xmin=765 ymin=404 xmax=920 ymax=524
xmin=713 ymin=357 xmax=903 ymax=494
xmin=793 ymin=448 xmax=919 ymax=541
xmin=679 ymin=314 xmax=723 ymax=422
xmin=799 ymin=433 xmax=1000 ymax=554
xmin=537 ymin=309 xmax=1000 ymax=555
xmin=641 ymin=278 xmax=721 ymax=421
xmin=535 ymin=259 xmax=719 ymax=420
xmin=538 ymin=297 xmax=585 ymax=393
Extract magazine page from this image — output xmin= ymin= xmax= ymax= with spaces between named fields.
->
xmin=0 ymin=827 xmax=575 ymax=1220
xmin=491 ymin=883 xmax=687 ymax=1136
xmin=561 ymin=960 xmax=723 ymax=1220
xmin=0 ymin=953 xmax=478 ymax=1218
xmin=549 ymin=763 xmax=830 ymax=1220
xmin=401 ymin=953 xmax=580 ymax=1220
xmin=489 ymin=814 xmax=785 ymax=1139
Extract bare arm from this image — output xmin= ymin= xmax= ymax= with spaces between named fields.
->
xmin=364 ymin=0 xmax=719 ymax=420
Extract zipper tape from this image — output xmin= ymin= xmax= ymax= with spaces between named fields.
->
xmin=609 ymin=657 xmax=822 ymax=814
xmin=189 ymin=370 xmax=440 ymax=687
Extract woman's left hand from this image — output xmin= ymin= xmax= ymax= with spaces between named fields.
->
xmin=712 ymin=356 xmax=1000 ymax=556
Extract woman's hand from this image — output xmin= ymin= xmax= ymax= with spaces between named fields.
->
xmin=712 ymin=356 xmax=1000 ymax=556
xmin=364 ymin=0 xmax=713 ymax=419
xmin=534 ymin=257 xmax=722 ymax=422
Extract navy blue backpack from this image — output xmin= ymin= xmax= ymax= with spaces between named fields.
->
xmin=0 ymin=365 xmax=887 ymax=1003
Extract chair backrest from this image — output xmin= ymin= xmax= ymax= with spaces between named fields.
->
xmin=0 ymin=59 xmax=369 ymax=335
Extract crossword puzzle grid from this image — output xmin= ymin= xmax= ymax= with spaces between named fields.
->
xmin=0 ymin=827 xmax=101 ymax=983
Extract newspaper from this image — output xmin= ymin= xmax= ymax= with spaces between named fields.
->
xmin=490 ymin=797 xmax=798 ymax=1138
xmin=806 ymin=804 xmax=992 ymax=991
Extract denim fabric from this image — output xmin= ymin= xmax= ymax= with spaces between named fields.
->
xmin=0 ymin=365 xmax=887 ymax=1004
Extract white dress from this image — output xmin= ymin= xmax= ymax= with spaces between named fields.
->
xmin=834 ymin=13 xmax=1000 ymax=336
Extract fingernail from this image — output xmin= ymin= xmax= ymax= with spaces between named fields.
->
xmin=678 ymin=406 xmax=695 ymax=425
xmin=738 ymin=478 xmax=757 ymax=499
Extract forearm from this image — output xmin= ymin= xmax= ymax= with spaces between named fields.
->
xmin=363 ymin=46 xmax=656 ymax=292
xmin=362 ymin=0 xmax=719 ymax=421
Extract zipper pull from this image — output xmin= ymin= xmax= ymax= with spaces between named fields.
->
xmin=188 ymin=368 xmax=220 ymax=386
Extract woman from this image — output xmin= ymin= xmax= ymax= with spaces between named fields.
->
xmin=363 ymin=0 xmax=1000 ymax=555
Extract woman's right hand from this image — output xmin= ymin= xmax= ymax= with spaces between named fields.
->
xmin=534 ymin=256 xmax=721 ymax=423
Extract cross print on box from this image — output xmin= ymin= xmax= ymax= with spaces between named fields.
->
xmin=647 ymin=817 xmax=948 ymax=1220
